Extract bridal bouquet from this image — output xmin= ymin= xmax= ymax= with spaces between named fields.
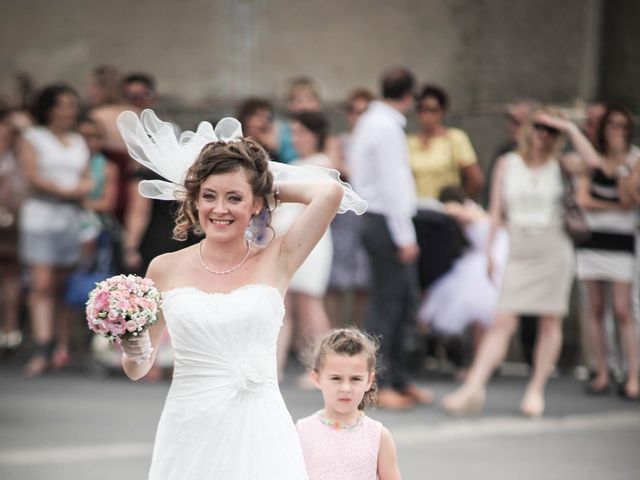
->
xmin=85 ymin=274 xmax=162 ymax=342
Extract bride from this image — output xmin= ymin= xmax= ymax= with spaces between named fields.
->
xmin=116 ymin=110 xmax=366 ymax=479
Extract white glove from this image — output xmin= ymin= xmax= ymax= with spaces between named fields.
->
xmin=120 ymin=331 xmax=153 ymax=364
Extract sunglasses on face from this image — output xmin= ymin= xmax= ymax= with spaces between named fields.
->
xmin=417 ymin=106 xmax=442 ymax=114
xmin=532 ymin=123 xmax=560 ymax=135
xmin=347 ymin=106 xmax=367 ymax=116
xmin=606 ymin=120 xmax=629 ymax=131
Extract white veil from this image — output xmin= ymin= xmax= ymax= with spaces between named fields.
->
xmin=116 ymin=109 xmax=367 ymax=215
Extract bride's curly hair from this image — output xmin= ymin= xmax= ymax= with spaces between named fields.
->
xmin=310 ymin=328 xmax=380 ymax=411
xmin=173 ymin=138 xmax=274 ymax=241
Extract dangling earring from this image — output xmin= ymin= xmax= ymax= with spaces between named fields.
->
xmin=245 ymin=209 xmax=274 ymax=247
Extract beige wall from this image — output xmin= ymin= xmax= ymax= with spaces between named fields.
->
xmin=0 ymin=0 xmax=602 ymax=164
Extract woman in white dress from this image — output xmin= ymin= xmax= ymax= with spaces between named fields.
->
xmin=19 ymin=85 xmax=90 ymax=375
xmin=116 ymin=111 xmax=365 ymax=479
xmin=441 ymin=107 xmax=601 ymax=417
xmin=274 ymin=111 xmax=335 ymax=376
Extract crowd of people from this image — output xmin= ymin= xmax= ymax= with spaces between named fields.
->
xmin=1 ymin=64 xmax=639 ymax=417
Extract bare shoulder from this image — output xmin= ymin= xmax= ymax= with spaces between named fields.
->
xmin=380 ymin=425 xmax=395 ymax=445
xmin=146 ymin=245 xmax=197 ymax=287
xmin=495 ymin=152 xmax=512 ymax=172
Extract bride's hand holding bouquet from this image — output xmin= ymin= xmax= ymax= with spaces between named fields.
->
xmin=85 ymin=274 xmax=162 ymax=364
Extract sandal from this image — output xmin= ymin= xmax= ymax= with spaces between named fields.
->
xmin=617 ymin=380 xmax=640 ymax=401
xmin=584 ymin=381 xmax=611 ymax=395
xmin=22 ymin=342 xmax=54 ymax=378
xmin=23 ymin=355 xmax=49 ymax=377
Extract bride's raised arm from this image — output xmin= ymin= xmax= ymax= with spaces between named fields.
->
xmin=276 ymin=180 xmax=344 ymax=279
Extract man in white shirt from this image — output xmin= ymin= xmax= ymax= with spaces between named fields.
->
xmin=350 ymin=67 xmax=433 ymax=409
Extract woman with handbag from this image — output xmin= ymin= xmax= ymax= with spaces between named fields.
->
xmin=577 ymin=105 xmax=639 ymax=400
xmin=441 ymin=106 xmax=600 ymax=417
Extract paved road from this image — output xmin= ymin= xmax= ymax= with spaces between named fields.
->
xmin=1 ymin=363 xmax=639 ymax=480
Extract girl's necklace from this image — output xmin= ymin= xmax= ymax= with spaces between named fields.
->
xmin=317 ymin=411 xmax=364 ymax=432
xmin=198 ymin=239 xmax=251 ymax=275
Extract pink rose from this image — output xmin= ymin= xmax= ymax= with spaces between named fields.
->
xmin=137 ymin=298 xmax=151 ymax=310
xmin=125 ymin=320 xmax=138 ymax=332
xmin=109 ymin=317 xmax=127 ymax=335
xmin=91 ymin=320 xmax=108 ymax=335
xmin=93 ymin=290 xmax=110 ymax=311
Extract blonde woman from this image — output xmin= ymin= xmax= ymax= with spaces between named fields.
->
xmin=442 ymin=107 xmax=600 ymax=417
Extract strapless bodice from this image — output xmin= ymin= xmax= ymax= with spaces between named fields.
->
xmin=161 ymin=284 xmax=284 ymax=397
xmin=150 ymin=284 xmax=309 ymax=479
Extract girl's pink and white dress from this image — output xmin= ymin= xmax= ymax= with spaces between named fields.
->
xmin=418 ymin=217 xmax=508 ymax=335
xmin=296 ymin=412 xmax=382 ymax=480
xmin=149 ymin=285 xmax=308 ymax=479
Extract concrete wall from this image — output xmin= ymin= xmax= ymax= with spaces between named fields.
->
xmin=599 ymin=0 xmax=640 ymax=109
xmin=0 ymin=0 xmax=602 ymax=166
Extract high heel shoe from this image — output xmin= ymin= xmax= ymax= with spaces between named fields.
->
xmin=441 ymin=388 xmax=486 ymax=415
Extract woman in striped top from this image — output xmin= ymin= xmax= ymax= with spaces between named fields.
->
xmin=576 ymin=105 xmax=640 ymax=400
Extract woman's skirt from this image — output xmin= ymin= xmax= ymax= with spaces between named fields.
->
xmin=497 ymin=225 xmax=574 ymax=316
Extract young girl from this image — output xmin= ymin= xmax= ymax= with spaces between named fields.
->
xmin=297 ymin=328 xmax=402 ymax=480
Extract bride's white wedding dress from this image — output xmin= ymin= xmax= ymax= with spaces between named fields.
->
xmin=149 ymin=284 xmax=309 ymax=479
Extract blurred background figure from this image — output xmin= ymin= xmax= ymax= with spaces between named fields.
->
xmin=88 ymin=66 xmax=131 ymax=224
xmin=418 ymin=185 xmax=508 ymax=378
xmin=0 ymin=105 xmax=26 ymax=354
xmin=486 ymin=100 xmax=539 ymax=368
xmin=409 ymin=84 xmax=484 ymax=200
xmin=351 ymin=67 xmax=433 ymax=409
xmin=237 ymin=97 xmax=280 ymax=161
xmin=576 ymin=105 xmax=639 ymax=400
xmin=78 ymin=117 xmax=119 ymax=221
xmin=325 ymin=87 xmax=374 ymax=328
xmin=275 ymin=111 xmax=334 ymax=382
xmin=4 ymin=73 xmax=35 ymax=132
xmin=493 ymin=101 xmax=537 ymax=164
xmin=442 ymin=106 xmax=600 ymax=417
xmin=18 ymin=84 xmax=90 ymax=376
xmin=122 ymin=73 xmax=157 ymax=112
xmin=409 ymin=84 xmax=484 ymax=292
xmin=276 ymin=77 xmax=341 ymax=165
xmin=122 ymin=72 xmax=180 ymax=275
xmin=582 ymin=102 xmax=607 ymax=147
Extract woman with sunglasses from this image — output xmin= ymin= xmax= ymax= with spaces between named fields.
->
xmin=578 ymin=105 xmax=639 ymax=400
xmin=441 ymin=106 xmax=600 ymax=417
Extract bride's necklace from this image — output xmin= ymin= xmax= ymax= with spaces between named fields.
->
xmin=317 ymin=411 xmax=364 ymax=431
xmin=198 ymin=239 xmax=251 ymax=275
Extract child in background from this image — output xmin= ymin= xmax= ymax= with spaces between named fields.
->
xmin=417 ymin=186 xmax=508 ymax=376
xmin=297 ymin=328 xmax=402 ymax=480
